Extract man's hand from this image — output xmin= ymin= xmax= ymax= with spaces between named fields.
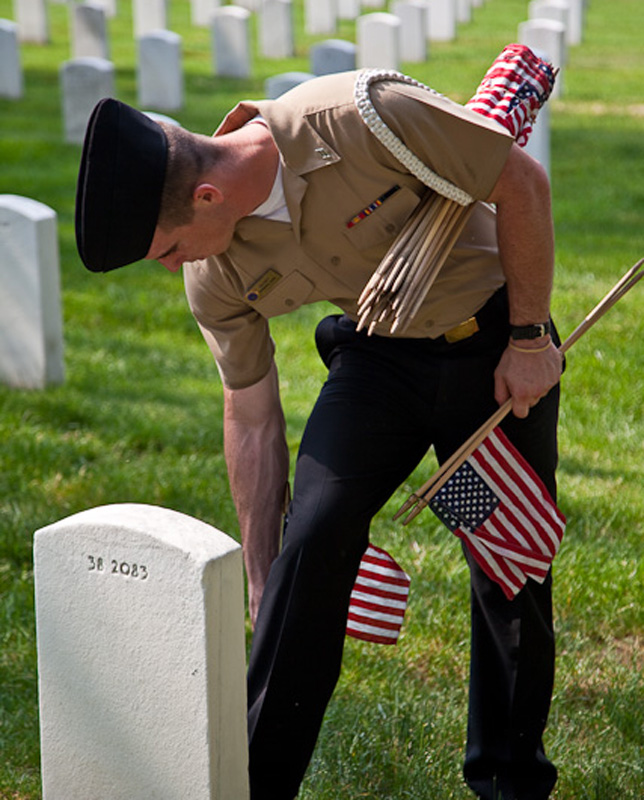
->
xmin=494 ymin=338 xmax=563 ymax=418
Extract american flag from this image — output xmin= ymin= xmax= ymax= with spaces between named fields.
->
xmin=429 ymin=428 xmax=566 ymax=600
xmin=466 ymin=43 xmax=557 ymax=147
xmin=346 ymin=544 xmax=411 ymax=645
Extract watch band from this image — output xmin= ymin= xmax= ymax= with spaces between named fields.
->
xmin=510 ymin=321 xmax=552 ymax=340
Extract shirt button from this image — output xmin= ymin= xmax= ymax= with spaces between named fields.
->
xmin=330 ymin=255 xmax=341 ymax=266
xmin=385 ymin=223 xmax=396 ymax=234
xmin=285 ymin=298 xmax=295 ymax=307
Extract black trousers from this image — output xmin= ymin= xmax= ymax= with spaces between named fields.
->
xmin=247 ymin=288 xmax=560 ymax=800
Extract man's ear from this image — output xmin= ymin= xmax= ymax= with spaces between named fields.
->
xmin=193 ymin=182 xmax=224 ymax=206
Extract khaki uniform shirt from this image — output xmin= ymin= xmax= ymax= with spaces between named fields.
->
xmin=183 ymin=71 xmax=514 ymax=389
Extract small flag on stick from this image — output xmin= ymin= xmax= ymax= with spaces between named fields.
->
xmin=429 ymin=428 xmax=565 ymax=599
xmin=346 ymin=544 xmax=411 ymax=645
xmin=395 ymin=258 xmax=644 ymax=598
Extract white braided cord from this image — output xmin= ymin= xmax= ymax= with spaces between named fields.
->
xmin=354 ymin=69 xmax=475 ymax=207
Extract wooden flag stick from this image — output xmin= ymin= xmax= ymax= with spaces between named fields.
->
xmin=394 ymin=258 xmax=644 ymax=524
xmin=392 ymin=204 xmax=475 ymax=332
xmin=357 ymin=191 xmax=435 ymax=308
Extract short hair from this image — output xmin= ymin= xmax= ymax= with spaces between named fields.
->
xmin=157 ymin=123 xmax=214 ymax=231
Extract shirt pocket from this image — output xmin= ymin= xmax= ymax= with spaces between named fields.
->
xmin=246 ymin=270 xmax=315 ymax=318
xmin=342 ymin=185 xmax=421 ymax=254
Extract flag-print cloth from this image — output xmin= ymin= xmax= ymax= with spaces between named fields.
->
xmin=429 ymin=428 xmax=566 ymax=600
xmin=346 ymin=544 xmax=411 ymax=644
xmin=465 ymin=43 xmax=557 ymax=147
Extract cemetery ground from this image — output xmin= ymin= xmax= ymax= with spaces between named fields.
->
xmin=0 ymin=1 xmax=642 ymax=797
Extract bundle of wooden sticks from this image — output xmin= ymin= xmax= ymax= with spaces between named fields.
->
xmin=356 ymin=45 xmax=558 ymax=336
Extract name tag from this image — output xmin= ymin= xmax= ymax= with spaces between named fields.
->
xmin=245 ymin=268 xmax=282 ymax=302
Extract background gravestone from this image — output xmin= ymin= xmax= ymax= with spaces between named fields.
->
xmin=212 ymin=5 xmax=252 ymax=78
xmin=60 ymin=55 xmax=115 ymax=143
xmin=71 ymin=2 xmax=110 ymax=60
xmin=0 ymin=194 xmax=64 ymax=389
xmin=138 ymin=29 xmax=184 ymax=111
xmin=0 ymin=18 xmax=23 ymax=98
xmin=34 ymin=503 xmax=249 ymax=799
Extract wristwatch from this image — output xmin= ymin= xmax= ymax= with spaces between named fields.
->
xmin=510 ymin=321 xmax=551 ymax=340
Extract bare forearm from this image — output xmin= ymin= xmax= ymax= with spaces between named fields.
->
xmin=491 ymin=145 xmax=555 ymax=324
xmin=489 ymin=145 xmax=563 ymax=417
xmin=223 ymin=362 xmax=289 ymax=623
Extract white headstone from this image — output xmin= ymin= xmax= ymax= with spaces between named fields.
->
xmin=60 ymin=56 xmax=115 ymax=144
xmin=426 ymin=0 xmax=457 ymax=42
xmin=89 ymin=0 xmax=117 ymax=18
xmin=71 ymin=2 xmax=110 ymax=60
xmin=310 ymin=38 xmax=356 ymax=76
xmin=524 ymin=97 xmax=551 ymax=178
xmin=357 ymin=12 xmax=401 ymax=70
xmin=13 ymin=0 xmax=49 ymax=43
xmin=138 ymin=29 xmax=183 ymax=111
xmin=0 ymin=195 xmax=64 ymax=389
xmin=0 ymin=19 xmax=23 ymax=99
xmin=34 ymin=504 xmax=249 ymax=800
xmin=235 ymin=0 xmax=259 ymax=10
xmin=518 ymin=18 xmax=566 ymax=97
xmin=212 ymin=6 xmax=252 ymax=79
xmin=457 ymin=0 xmax=473 ymax=25
xmin=265 ymin=70 xmax=314 ymax=99
xmin=392 ymin=1 xmax=428 ymax=63
xmin=259 ymin=0 xmax=294 ymax=60
xmin=528 ymin=0 xmax=572 ymax=44
xmin=304 ymin=0 xmax=336 ymax=36
xmin=191 ymin=0 xmax=221 ymax=27
xmin=362 ymin=0 xmax=387 ymax=7
xmin=132 ymin=0 xmax=167 ymax=38
xmin=565 ymin=0 xmax=584 ymax=46
xmin=338 ymin=0 xmax=360 ymax=20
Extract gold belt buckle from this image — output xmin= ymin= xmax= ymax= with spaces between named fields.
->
xmin=444 ymin=316 xmax=479 ymax=343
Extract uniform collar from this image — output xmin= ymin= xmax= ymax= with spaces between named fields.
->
xmin=216 ymin=99 xmax=340 ymax=241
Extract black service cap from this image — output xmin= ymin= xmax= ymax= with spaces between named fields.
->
xmin=75 ymin=98 xmax=169 ymax=272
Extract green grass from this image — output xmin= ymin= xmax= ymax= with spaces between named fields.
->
xmin=1 ymin=1 xmax=643 ymax=797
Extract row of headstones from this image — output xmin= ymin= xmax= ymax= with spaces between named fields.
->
xmin=11 ymin=0 xmax=487 ymax=43
xmin=2 ymin=0 xmax=491 ymax=105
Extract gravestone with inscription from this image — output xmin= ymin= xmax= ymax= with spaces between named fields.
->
xmin=34 ymin=503 xmax=249 ymax=799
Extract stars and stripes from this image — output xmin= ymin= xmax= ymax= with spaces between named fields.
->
xmin=465 ymin=43 xmax=557 ymax=147
xmin=429 ymin=428 xmax=566 ymax=599
xmin=346 ymin=544 xmax=411 ymax=645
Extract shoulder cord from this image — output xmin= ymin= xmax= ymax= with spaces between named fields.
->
xmin=353 ymin=69 xmax=475 ymax=207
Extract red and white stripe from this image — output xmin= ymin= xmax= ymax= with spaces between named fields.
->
xmin=466 ymin=43 xmax=557 ymax=147
xmin=346 ymin=544 xmax=411 ymax=645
